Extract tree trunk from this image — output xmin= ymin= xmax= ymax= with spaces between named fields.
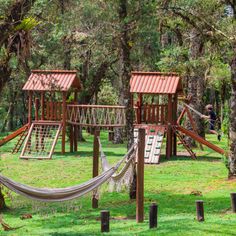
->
xmin=185 ymin=30 xmax=205 ymax=146
xmin=118 ymin=0 xmax=135 ymax=199
xmin=0 ymin=188 xmax=6 ymax=211
xmin=118 ymin=0 xmax=133 ymax=149
xmin=228 ymin=43 xmax=236 ymax=178
xmin=0 ymin=0 xmax=35 ymax=94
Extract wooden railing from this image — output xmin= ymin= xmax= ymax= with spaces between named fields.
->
xmin=45 ymin=102 xmax=63 ymax=121
xmin=43 ymin=102 xmax=167 ymax=126
xmin=67 ymin=104 xmax=126 ymax=127
xmin=134 ymin=104 xmax=167 ymax=124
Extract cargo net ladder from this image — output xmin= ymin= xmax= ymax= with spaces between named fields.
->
xmin=20 ymin=122 xmax=62 ymax=159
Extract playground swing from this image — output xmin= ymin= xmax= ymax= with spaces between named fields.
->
xmin=183 ymin=103 xmax=221 ymax=138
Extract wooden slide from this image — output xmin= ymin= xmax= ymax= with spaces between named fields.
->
xmin=0 ymin=124 xmax=28 ymax=147
xmin=176 ymin=125 xmax=225 ymax=155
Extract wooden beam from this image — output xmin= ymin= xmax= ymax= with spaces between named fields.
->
xmin=0 ymin=124 xmax=28 ymax=146
xmin=92 ymin=128 xmax=100 ymax=208
xmin=136 ymin=128 xmax=145 ymax=223
xmin=166 ymin=94 xmax=173 ymax=159
xmin=41 ymin=92 xmax=45 ymax=120
xmin=173 ymin=94 xmax=178 ymax=156
xmin=28 ymin=91 xmax=32 ymax=124
xmin=74 ymin=125 xmax=78 ymax=152
xmin=62 ymin=92 xmax=67 ymax=154
xmin=138 ymin=93 xmax=142 ymax=124
xmin=73 ymin=90 xmax=78 ymax=152
xmin=176 ymin=126 xmax=225 ymax=155
xmin=70 ymin=125 xmax=74 ymax=153
xmin=177 ymin=107 xmax=186 ymax=125
xmin=185 ymin=106 xmax=204 ymax=150
xmin=35 ymin=98 xmax=40 ymax=121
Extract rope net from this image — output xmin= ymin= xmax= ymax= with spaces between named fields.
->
xmin=20 ymin=122 xmax=62 ymax=159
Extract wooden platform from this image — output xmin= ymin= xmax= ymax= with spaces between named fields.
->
xmin=134 ymin=125 xmax=166 ymax=164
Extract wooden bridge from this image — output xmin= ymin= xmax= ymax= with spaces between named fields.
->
xmin=66 ymin=104 xmax=126 ymax=127
xmin=41 ymin=102 xmax=168 ymax=127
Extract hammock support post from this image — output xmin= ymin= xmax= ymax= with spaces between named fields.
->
xmin=136 ymin=128 xmax=145 ymax=223
xmin=92 ymin=128 xmax=100 ymax=208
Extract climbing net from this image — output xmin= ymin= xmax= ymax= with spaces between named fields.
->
xmin=20 ymin=122 xmax=62 ymax=159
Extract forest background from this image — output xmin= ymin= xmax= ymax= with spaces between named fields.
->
xmin=0 ymin=0 xmax=236 ymax=177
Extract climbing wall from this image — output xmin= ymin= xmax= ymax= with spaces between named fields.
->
xmin=134 ymin=125 xmax=166 ymax=164
xmin=20 ymin=122 xmax=62 ymax=159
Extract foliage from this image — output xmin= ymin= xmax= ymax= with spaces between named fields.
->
xmin=97 ymin=82 xmax=118 ymax=105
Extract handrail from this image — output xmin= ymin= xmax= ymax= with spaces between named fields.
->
xmin=67 ymin=104 xmax=126 ymax=109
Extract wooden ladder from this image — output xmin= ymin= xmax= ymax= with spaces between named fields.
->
xmin=172 ymin=126 xmax=196 ymax=159
xmin=12 ymin=127 xmax=28 ymax=154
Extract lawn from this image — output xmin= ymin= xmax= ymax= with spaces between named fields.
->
xmin=0 ymin=131 xmax=236 ymax=235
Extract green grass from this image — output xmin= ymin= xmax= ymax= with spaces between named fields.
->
xmin=0 ymin=131 xmax=236 ymax=235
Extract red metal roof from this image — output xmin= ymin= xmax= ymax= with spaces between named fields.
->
xmin=130 ymin=71 xmax=182 ymax=94
xmin=22 ymin=70 xmax=81 ymax=92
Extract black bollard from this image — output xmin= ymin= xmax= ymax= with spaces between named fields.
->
xmin=149 ymin=203 xmax=158 ymax=228
xmin=230 ymin=193 xmax=236 ymax=213
xmin=101 ymin=210 xmax=110 ymax=232
xmin=196 ymin=200 xmax=204 ymax=221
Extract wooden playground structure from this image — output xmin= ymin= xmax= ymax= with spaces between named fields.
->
xmin=0 ymin=69 xmax=228 ymax=225
xmin=0 ymin=70 xmax=225 ymax=161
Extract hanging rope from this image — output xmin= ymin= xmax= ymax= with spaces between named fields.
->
xmin=181 ymin=103 xmax=218 ymax=128
xmin=183 ymin=103 xmax=203 ymax=117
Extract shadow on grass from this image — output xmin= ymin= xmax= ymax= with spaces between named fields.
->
xmin=54 ymin=150 xmax=125 ymax=158
xmin=159 ymin=154 xmax=222 ymax=164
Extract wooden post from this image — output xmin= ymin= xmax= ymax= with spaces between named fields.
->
xmin=73 ymin=90 xmax=78 ymax=152
xmin=101 ymin=210 xmax=110 ymax=232
xmin=166 ymin=94 xmax=173 ymax=159
xmin=136 ymin=128 xmax=145 ymax=223
xmin=230 ymin=193 xmax=236 ymax=213
xmin=173 ymin=94 xmax=177 ymax=156
xmin=41 ymin=92 xmax=45 ymax=120
xmin=138 ymin=93 xmax=142 ymax=123
xmin=108 ymin=128 xmax=114 ymax=141
xmin=92 ymin=128 xmax=100 ymax=208
xmin=74 ymin=125 xmax=78 ymax=152
xmin=62 ymin=92 xmax=67 ymax=154
xmin=196 ymin=200 xmax=204 ymax=221
xmin=149 ymin=203 xmax=158 ymax=229
xmin=70 ymin=125 xmax=74 ymax=153
xmin=28 ymin=91 xmax=32 ymax=124
xmin=34 ymin=98 xmax=40 ymax=121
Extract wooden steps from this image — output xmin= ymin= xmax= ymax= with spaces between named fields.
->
xmin=12 ymin=127 xmax=29 ymax=154
xmin=176 ymin=125 xmax=225 ymax=155
xmin=0 ymin=124 xmax=29 ymax=147
xmin=172 ymin=126 xmax=196 ymax=159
